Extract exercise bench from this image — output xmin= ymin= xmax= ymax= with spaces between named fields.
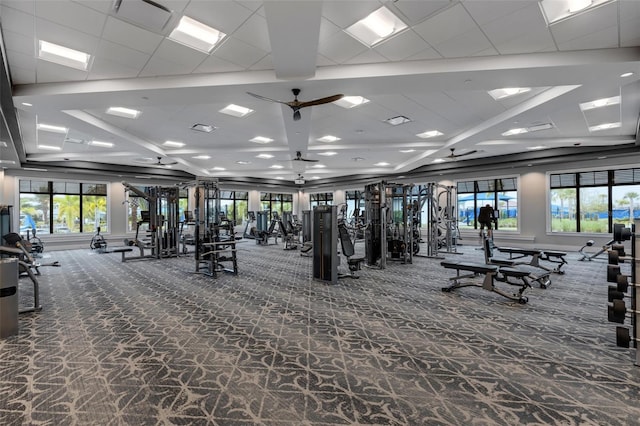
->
xmin=440 ymin=261 xmax=530 ymax=304
xmin=484 ymin=239 xmax=552 ymax=289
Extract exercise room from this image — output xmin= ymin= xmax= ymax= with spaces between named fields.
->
xmin=1 ymin=1 xmax=640 ymax=425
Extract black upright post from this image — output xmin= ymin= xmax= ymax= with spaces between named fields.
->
xmin=312 ymin=205 xmax=337 ymax=284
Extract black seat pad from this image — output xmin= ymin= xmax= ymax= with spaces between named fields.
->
xmin=441 ymin=262 xmax=498 ymax=274
xmin=499 ymin=267 xmax=530 ymax=278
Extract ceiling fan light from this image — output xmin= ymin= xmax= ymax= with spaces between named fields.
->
xmin=191 ymin=123 xmax=215 ymax=133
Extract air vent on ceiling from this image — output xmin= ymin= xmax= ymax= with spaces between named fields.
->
xmin=114 ymin=0 xmax=173 ymax=32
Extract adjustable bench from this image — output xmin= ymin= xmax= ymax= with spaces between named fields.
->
xmin=485 ymin=239 xmax=552 ymax=289
xmin=440 ymin=261 xmax=530 ymax=304
xmin=496 ymin=245 xmax=567 ymax=274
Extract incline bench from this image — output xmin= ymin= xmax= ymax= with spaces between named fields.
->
xmin=496 ymin=245 xmax=567 ymax=274
xmin=441 ymin=261 xmax=531 ymax=304
xmin=484 ymin=239 xmax=552 ymax=289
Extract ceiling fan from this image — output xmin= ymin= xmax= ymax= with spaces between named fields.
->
xmin=447 ymin=148 xmax=478 ymax=159
xmin=247 ymin=88 xmax=344 ymax=121
xmin=292 ymin=151 xmax=318 ymax=163
xmin=154 ymin=156 xmax=178 ymax=166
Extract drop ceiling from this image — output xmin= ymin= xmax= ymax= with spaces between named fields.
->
xmin=1 ymin=0 xmax=639 ymax=184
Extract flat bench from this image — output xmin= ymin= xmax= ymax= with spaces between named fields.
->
xmin=497 ymin=246 xmax=567 ymax=274
xmin=485 ymin=240 xmax=552 ymax=288
xmin=112 ymin=247 xmax=133 ymax=262
xmin=441 ymin=261 xmax=529 ymax=304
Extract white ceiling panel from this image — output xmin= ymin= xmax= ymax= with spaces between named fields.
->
xmin=6 ymin=48 xmax=36 ymax=73
xmin=321 ymin=0 xmax=381 ymax=29
xmin=192 ymin=55 xmax=245 ymax=74
xmin=557 ymin=26 xmax=619 ymax=51
xmin=2 ymin=29 xmax=36 ymax=57
xmin=480 ymin=2 xmax=551 ymax=47
xmin=0 ymin=0 xmax=35 ymax=13
xmin=70 ymin=0 xmax=113 ymax=14
xmin=492 ymin=27 xmax=557 ymax=55
xmin=434 ymin=27 xmax=497 ymax=58
xmin=343 ymin=48 xmax=388 ymax=65
xmin=315 ymin=54 xmax=337 ymax=67
xmin=412 ymin=3 xmax=478 ymax=47
xmin=6 ymin=63 xmax=36 ymax=84
xmin=0 ymin=5 xmax=35 ymax=37
xmin=35 ymin=58 xmax=88 ymax=83
xmin=318 ymin=30 xmax=368 ymax=64
xmin=34 ymin=0 xmax=106 ymax=37
xmin=102 ymin=16 xmax=164 ymax=55
xmin=249 ymin=54 xmax=273 ymax=71
xmin=87 ymin=57 xmax=145 ymax=80
xmin=462 ymin=0 xmax=537 ymax=26
xmin=406 ymin=46 xmax=443 ymax=61
xmin=212 ymin=37 xmax=268 ymax=69
xmin=389 ymin=0 xmax=451 ymax=25
xmin=374 ymin=30 xmax=430 ymax=61
xmin=34 ymin=17 xmax=100 ymax=54
xmin=92 ymin=39 xmax=151 ymax=71
xmin=318 ymin=17 xmax=342 ymax=44
xmin=181 ymin=0 xmax=254 ymax=36
xmin=139 ymin=55 xmax=197 ymax=77
xmin=550 ymin=1 xmax=619 ymax=45
xmin=620 ymin=0 xmax=640 ymax=47
xmin=153 ymin=38 xmax=208 ymax=71
xmin=229 ymin=12 xmax=271 ymax=52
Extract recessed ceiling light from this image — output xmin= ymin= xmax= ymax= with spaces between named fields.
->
xmin=37 ymin=144 xmax=62 ymax=150
xmin=502 ymin=128 xmax=529 ymax=136
xmin=345 ymin=6 xmax=407 ymax=47
xmin=37 ymin=123 xmax=68 ymax=134
xmin=488 ymin=87 xmax=531 ymax=100
xmin=0 ymin=160 xmax=16 ymax=164
xmin=191 ymin=123 xmax=215 ymax=133
xmin=527 ymin=123 xmax=554 ymax=132
xmin=540 ymin=0 xmax=613 ymax=25
xmin=275 ymin=176 xmax=284 ymax=180
xmin=432 ymin=158 xmax=446 ymax=163
xmin=219 ymin=104 xmax=254 ymax=117
xmin=88 ymin=140 xmax=114 ymax=148
xmin=333 ymin=96 xmax=370 ymax=109
xmin=236 ymin=160 xmax=251 ymax=165
xmin=38 ymin=40 xmax=91 ymax=71
xmin=0 ymin=141 xmax=7 ymax=147
xmin=588 ymin=122 xmax=621 ymax=132
xmin=23 ymin=167 xmax=48 ymax=172
xmin=311 ymin=164 xmax=326 ymax=168
xmin=527 ymin=145 xmax=547 ymax=150
xmin=317 ymin=151 xmax=337 ymax=156
xmin=250 ymin=136 xmax=274 ymax=144
xmin=620 ymin=72 xmax=634 ymax=78
xmin=311 ymin=176 xmax=320 ymax=180
xmin=168 ymin=16 xmax=226 ymax=53
xmin=163 ymin=140 xmax=185 ymax=148
xmin=352 ymin=157 xmax=365 ymax=162
xmin=374 ymin=161 xmax=390 ymax=166
xmin=106 ymin=106 xmax=141 ymax=119
xmin=568 ymin=0 xmax=592 ymax=13
xmin=385 ymin=116 xmax=411 ymax=126
xmin=579 ymin=95 xmax=620 ymax=111
xmin=399 ymin=149 xmax=416 ymax=153
xmin=256 ymin=153 xmax=274 ymax=159
xmin=22 ymin=102 xmax=32 ymax=107
xmin=193 ymin=155 xmax=211 ymax=159
xmin=211 ymin=166 xmax=226 ymax=171
xmin=416 ymin=130 xmax=443 ymax=139
xmin=270 ymin=164 xmax=284 ymax=169
xmin=317 ymin=135 xmax=341 ymax=143
xmin=598 ymin=156 xmax=607 ymax=159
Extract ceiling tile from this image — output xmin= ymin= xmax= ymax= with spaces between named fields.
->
xmin=374 ymin=29 xmax=430 ymax=61
xmin=249 ymin=54 xmax=273 ymax=71
xmin=36 ymin=59 xmax=88 ymax=83
xmin=70 ymin=0 xmax=113 ymax=14
xmin=102 ymin=16 xmax=164 ymax=55
xmin=412 ymin=3 xmax=478 ymax=46
xmin=388 ymin=0 xmax=451 ymax=25
xmin=492 ymin=28 xmax=557 ymax=55
xmin=139 ymin=55 xmax=198 ymax=77
xmin=229 ymin=12 xmax=271 ymax=52
xmin=153 ymin=38 xmax=208 ymax=70
xmin=193 ymin=55 xmax=245 ymax=74
xmin=0 ymin=0 xmax=34 ymax=14
xmin=213 ymin=37 xmax=268 ymax=69
xmin=318 ymin=17 xmax=342 ymax=44
xmin=434 ymin=27 xmax=496 ymax=58
xmin=480 ymin=2 xmax=549 ymax=46
xmin=406 ymin=46 xmax=443 ymax=61
xmin=87 ymin=57 xmax=143 ymax=80
xmin=321 ymin=0 xmax=381 ymax=29
xmin=235 ymin=1 xmax=262 ymax=13
xmin=557 ymin=26 xmax=618 ymax=51
xmin=462 ymin=0 xmax=537 ymax=26
xmin=6 ymin=48 xmax=36 ymax=73
xmin=343 ymin=48 xmax=388 ymax=65
xmin=181 ymin=0 xmax=253 ymax=36
xmin=7 ymin=63 xmax=36 ymax=84
xmin=93 ymin=39 xmax=151 ymax=70
xmin=550 ymin=1 xmax=618 ymax=45
xmin=0 ymin=5 xmax=35 ymax=37
xmin=34 ymin=0 xmax=107 ymax=37
xmin=2 ymin=29 xmax=36 ymax=57
xmin=316 ymin=54 xmax=337 ymax=67
xmin=318 ymin=30 xmax=368 ymax=64
xmin=619 ymin=0 xmax=640 ymax=47
xmin=35 ymin=17 xmax=100 ymax=55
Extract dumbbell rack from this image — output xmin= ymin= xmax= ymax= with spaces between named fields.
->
xmin=607 ymin=220 xmax=638 ymax=366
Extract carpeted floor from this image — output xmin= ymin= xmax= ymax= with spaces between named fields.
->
xmin=1 ymin=237 xmax=639 ymax=425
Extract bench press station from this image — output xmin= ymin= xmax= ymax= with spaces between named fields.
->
xmin=440 ymin=261 xmax=531 ymax=304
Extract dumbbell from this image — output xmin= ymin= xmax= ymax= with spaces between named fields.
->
xmin=607 ymin=264 xmax=631 ymax=283
xmin=607 ymin=285 xmax=631 ymax=302
xmin=608 ymin=246 xmax=627 ymax=265
xmin=613 ymin=274 xmax=632 ymax=293
xmin=615 ymin=326 xmax=638 ymax=348
xmin=607 ymin=299 xmax=638 ymax=324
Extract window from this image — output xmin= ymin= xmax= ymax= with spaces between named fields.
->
xmin=260 ymin=192 xmax=293 ymax=219
xmin=125 ymin=185 xmax=150 ymax=232
xmin=219 ymin=190 xmax=248 ymax=224
xmin=19 ymin=179 xmax=108 ymax=234
xmin=310 ymin=192 xmax=333 ymax=210
xmin=346 ymin=190 xmax=364 ymax=221
xmin=550 ymin=168 xmax=640 ymax=233
xmin=457 ymin=177 xmax=518 ymax=231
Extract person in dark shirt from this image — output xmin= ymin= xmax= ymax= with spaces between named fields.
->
xmin=478 ymin=204 xmax=494 ymax=238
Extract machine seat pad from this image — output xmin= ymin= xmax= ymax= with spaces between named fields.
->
xmin=112 ymin=248 xmax=133 ymax=253
xmin=499 ymin=267 xmax=530 ymax=278
xmin=441 ymin=262 xmax=498 ymax=274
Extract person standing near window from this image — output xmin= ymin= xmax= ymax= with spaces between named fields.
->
xmin=478 ymin=204 xmax=494 ymax=238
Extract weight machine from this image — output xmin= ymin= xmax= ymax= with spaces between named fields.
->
xmin=415 ymin=183 xmax=460 ymax=258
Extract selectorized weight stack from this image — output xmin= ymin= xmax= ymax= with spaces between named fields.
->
xmin=312 ymin=205 xmax=337 ymax=284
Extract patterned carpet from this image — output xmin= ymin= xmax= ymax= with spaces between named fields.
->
xmin=1 ymin=238 xmax=639 ymax=425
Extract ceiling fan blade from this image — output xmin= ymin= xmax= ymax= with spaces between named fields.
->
xmin=298 ymin=94 xmax=344 ymax=108
xmin=299 ymin=157 xmax=319 ymax=162
xmin=247 ymin=92 xmax=287 ymax=105
xmin=292 ymin=109 xmax=301 ymax=121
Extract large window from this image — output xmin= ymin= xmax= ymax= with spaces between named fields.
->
xmin=457 ymin=177 xmax=518 ymax=231
xmin=219 ymin=191 xmax=248 ymax=225
xmin=550 ymin=168 xmax=640 ymax=233
xmin=19 ymin=179 xmax=107 ymax=234
xmin=346 ymin=190 xmax=364 ymax=221
xmin=260 ymin=192 xmax=293 ymax=219
xmin=310 ymin=192 xmax=333 ymax=210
